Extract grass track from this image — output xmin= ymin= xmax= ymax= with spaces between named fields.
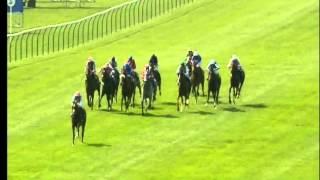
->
xmin=8 ymin=0 xmax=319 ymax=179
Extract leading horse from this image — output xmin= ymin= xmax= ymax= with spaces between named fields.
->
xmin=71 ymin=102 xmax=86 ymax=145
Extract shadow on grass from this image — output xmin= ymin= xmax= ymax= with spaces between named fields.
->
xmin=86 ymin=143 xmax=111 ymax=148
xmin=188 ymin=110 xmax=215 ymax=115
xmin=241 ymin=103 xmax=267 ymax=108
xmin=222 ymin=107 xmax=245 ymax=112
xmin=161 ymin=102 xmax=176 ymax=106
xmin=112 ymin=111 xmax=178 ymax=118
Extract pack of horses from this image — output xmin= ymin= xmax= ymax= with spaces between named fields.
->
xmin=177 ymin=63 xmax=245 ymax=111
xmin=84 ymin=64 xmax=162 ymax=114
xmin=71 ymin=62 xmax=244 ymax=144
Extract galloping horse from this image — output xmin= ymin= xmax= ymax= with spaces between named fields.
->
xmin=141 ymin=77 xmax=154 ymax=115
xmin=207 ymin=70 xmax=221 ymax=107
xmin=120 ymin=74 xmax=135 ymax=112
xmin=100 ymin=71 xmax=116 ymax=111
xmin=85 ymin=73 xmax=101 ymax=110
xmin=71 ymin=102 xmax=86 ymax=145
xmin=131 ymin=71 xmax=141 ymax=108
xmin=190 ymin=63 xmax=205 ymax=103
xmin=177 ymin=69 xmax=191 ymax=112
xmin=229 ymin=65 xmax=245 ymax=104
xmin=113 ymin=68 xmax=120 ymax=103
xmin=150 ymin=65 xmax=161 ymax=101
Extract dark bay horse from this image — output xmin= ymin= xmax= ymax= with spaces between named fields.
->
xmin=85 ymin=73 xmax=101 ymax=110
xmin=190 ymin=65 xmax=205 ymax=103
xmin=131 ymin=71 xmax=141 ymax=108
xmin=229 ymin=66 xmax=245 ymax=104
xmin=113 ymin=68 xmax=120 ymax=103
xmin=100 ymin=72 xmax=116 ymax=111
xmin=207 ymin=70 xmax=221 ymax=108
xmin=141 ymin=78 xmax=154 ymax=115
xmin=120 ymin=74 xmax=135 ymax=112
xmin=177 ymin=70 xmax=191 ymax=112
xmin=150 ymin=65 xmax=161 ymax=101
xmin=71 ymin=102 xmax=86 ymax=145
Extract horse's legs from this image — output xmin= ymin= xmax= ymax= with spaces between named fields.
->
xmin=98 ymin=86 xmax=101 ymax=108
xmin=81 ymin=122 xmax=86 ymax=143
xmin=159 ymin=82 xmax=162 ymax=96
xmin=91 ymin=93 xmax=94 ymax=110
xmin=132 ymin=90 xmax=135 ymax=108
xmin=87 ymin=91 xmax=90 ymax=107
xmin=213 ymin=90 xmax=217 ymax=107
xmin=229 ymin=86 xmax=232 ymax=104
xmin=177 ymin=96 xmax=180 ymax=112
xmin=121 ymin=96 xmax=124 ymax=111
xmin=72 ymin=125 xmax=75 ymax=145
xmin=201 ymin=81 xmax=205 ymax=96
xmin=207 ymin=87 xmax=210 ymax=103
xmin=233 ymin=88 xmax=236 ymax=104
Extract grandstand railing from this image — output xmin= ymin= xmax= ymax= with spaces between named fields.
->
xmin=7 ymin=0 xmax=194 ymax=62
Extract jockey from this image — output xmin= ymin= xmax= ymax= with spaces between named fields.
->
xmin=141 ymin=64 xmax=153 ymax=82
xmin=123 ymin=63 xmax=133 ymax=77
xmin=186 ymin=50 xmax=193 ymax=62
xmin=101 ymin=63 xmax=114 ymax=78
xmin=207 ymin=59 xmax=220 ymax=80
xmin=109 ymin=56 xmax=118 ymax=69
xmin=149 ymin=54 xmax=159 ymax=70
xmin=71 ymin=91 xmax=83 ymax=108
xmin=85 ymin=56 xmax=96 ymax=77
xmin=207 ymin=59 xmax=220 ymax=74
xmin=227 ymin=54 xmax=242 ymax=71
xmin=191 ymin=51 xmax=202 ymax=68
xmin=176 ymin=61 xmax=191 ymax=86
xmin=127 ymin=56 xmax=136 ymax=71
xmin=176 ymin=61 xmax=191 ymax=80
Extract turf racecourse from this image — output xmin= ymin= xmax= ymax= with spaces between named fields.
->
xmin=8 ymin=0 xmax=319 ymax=179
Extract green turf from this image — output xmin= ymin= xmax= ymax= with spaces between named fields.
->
xmin=8 ymin=0 xmax=319 ymax=179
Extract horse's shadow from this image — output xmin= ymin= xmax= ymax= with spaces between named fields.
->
xmin=222 ymin=107 xmax=245 ymax=112
xmin=113 ymin=111 xmax=178 ymax=118
xmin=161 ymin=102 xmax=177 ymax=106
xmin=241 ymin=103 xmax=267 ymax=109
xmin=188 ymin=110 xmax=215 ymax=115
xmin=85 ymin=143 xmax=111 ymax=148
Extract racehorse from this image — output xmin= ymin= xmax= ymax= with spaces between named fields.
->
xmin=141 ymin=77 xmax=154 ymax=115
xmin=207 ymin=70 xmax=221 ymax=108
xmin=190 ymin=64 xmax=205 ymax=103
xmin=85 ymin=73 xmax=101 ymax=110
xmin=229 ymin=65 xmax=245 ymax=104
xmin=100 ymin=71 xmax=116 ymax=111
xmin=177 ymin=69 xmax=191 ymax=112
xmin=120 ymin=74 xmax=135 ymax=112
xmin=150 ymin=65 xmax=161 ymax=101
xmin=113 ymin=68 xmax=120 ymax=103
xmin=131 ymin=71 xmax=141 ymax=108
xmin=71 ymin=102 xmax=86 ymax=145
